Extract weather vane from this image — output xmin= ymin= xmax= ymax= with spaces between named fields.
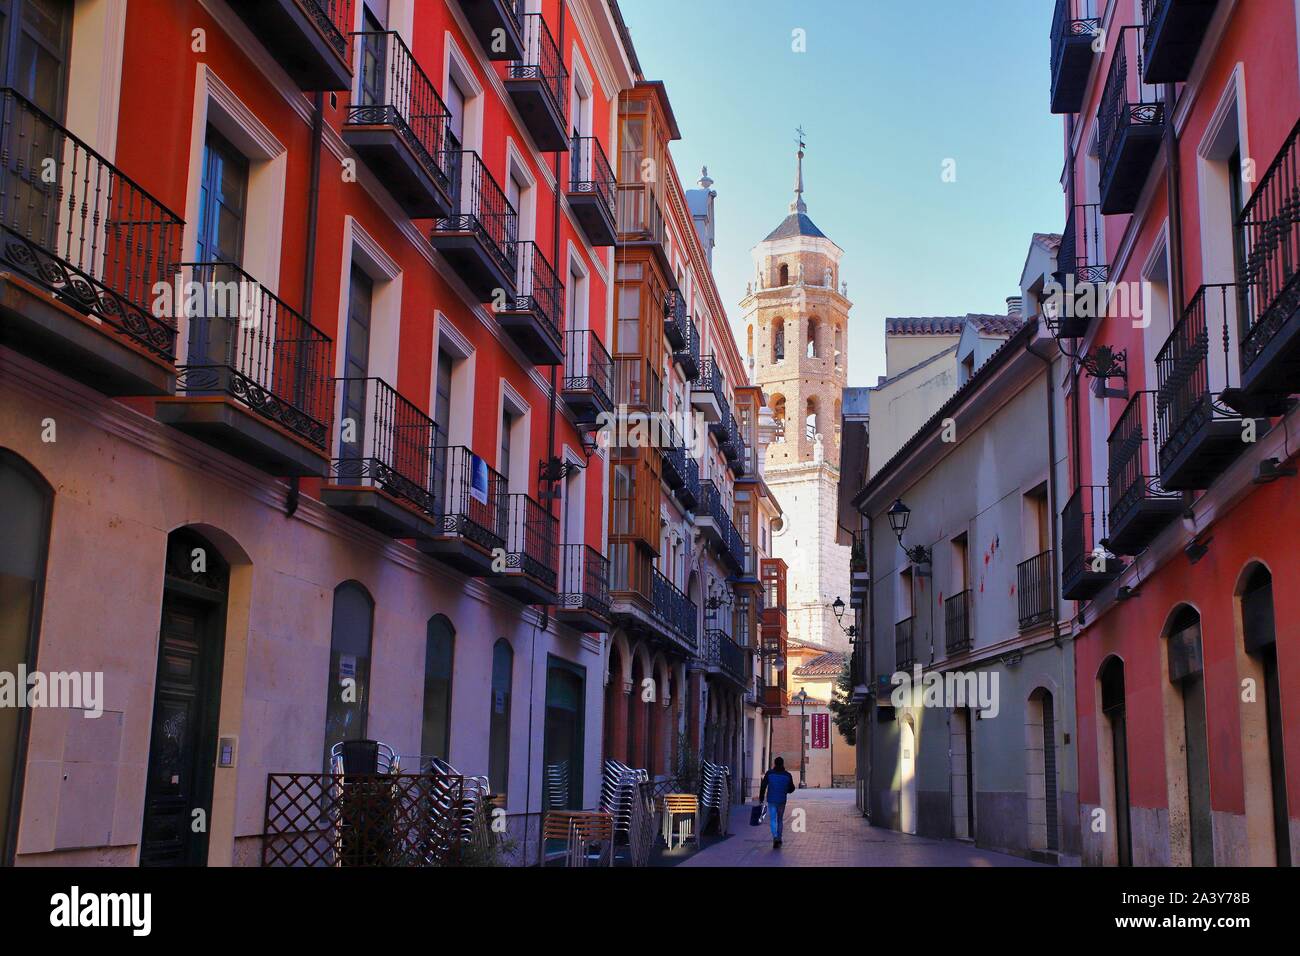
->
xmin=795 ymin=125 xmax=806 ymax=152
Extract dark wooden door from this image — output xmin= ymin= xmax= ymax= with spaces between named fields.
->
xmin=139 ymin=595 xmax=222 ymax=866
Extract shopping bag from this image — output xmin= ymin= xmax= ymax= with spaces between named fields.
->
xmin=749 ymin=804 xmax=765 ymax=827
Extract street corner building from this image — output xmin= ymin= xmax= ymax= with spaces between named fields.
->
xmin=0 ymin=0 xmax=789 ymax=868
xmin=839 ymin=0 xmax=1300 ymax=867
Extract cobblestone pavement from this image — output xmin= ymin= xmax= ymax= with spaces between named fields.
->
xmin=679 ymin=788 xmax=1044 ymax=867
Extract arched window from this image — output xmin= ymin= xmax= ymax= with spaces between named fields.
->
xmin=805 ymin=397 xmax=818 ymax=441
xmin=0 ymin=451 xmax=52 ymax=864
xmin=746 ymin=324 xmax=753 ymax=359
xmin=422 ymin=615 xmax=455 ymax=762
xmin=806 ymin=318 xmax=818 ymax=358
xmin=772 ymin=318 xmax=785 ymax=361
xmin=324 ymin=582 xmax=374 ymax=769
xmin=778 ymin=262 xmax=789 ymax=286
xmin=488 ymin=639 xmax=514 ymax=798
xmin=1240 ymin=565 xmax=1290 ymax=865
xmin=770 ymin=394 xmax=786 ymax=438
xmin=834 ymin=324 xmax=842 ymax=359
xmin=543 ymin=658 xmax=587 ymax=809
xmin=824 ymin=266 xmax=833 ymax=287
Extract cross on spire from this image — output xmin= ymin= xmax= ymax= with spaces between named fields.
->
xmin=792 ymin=126 xmax=807 ymax=214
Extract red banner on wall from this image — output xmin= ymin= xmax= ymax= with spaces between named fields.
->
xmin=811 ymin=713 xmax=829 ymax=749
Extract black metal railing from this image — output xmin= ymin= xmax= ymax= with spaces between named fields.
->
xmin=1051 ymin=0 xmax=1100 ymax=75
xmin=559 ymin=543 xmax=610 ymax=619
xmin=299 ymin=0 xmax=353 ymax=63
xmin=177 ymin=261 xmax=332 ymax=449
xmin=1108 ymin=389 xmax=1179 ymax=530
xmin=508 ymin=239 xmax=563 ymax=343
xmin=705 ymin=628 xmax=747 ymax=685
xmin=1099 ymin=25 xmax=1164 ymax=192
xmin=944 ymin=590 xmax=971 ymax=655
xmin=501 ymin=492 xmax=558 ymax=588
xmin=698 ymin=479 xmax=744 ymax=569
xmin=661 ymin=418 xmax=687 ymax=489
xmin=718 ymin=411 xmax=739 ymax=460
xmin=664 ymin=288 xmax=688 ymax=349
xmin=678 ymin=453 xmax=700 ymax=509
xmin=562 ymin=328 xmax=612 ymax=409
xmin=615 ymin=182 xmax=666 ymax=245
xmin=1237 ymin=117 xmax=1300 ymax=377
xmin=1061 ymin=484 xmax=1112 ymax=590
xmin=0 ymin=87 xmax=183 ymax=359
xmin=674 ymin=313 xmax=700 ymax=380
xmin=1057 ymin=202 xmax=1108 ymax=288
xmin=331 ymin=378 xmax=440 ymax=514
xmin=434 ymin=150 xmax=518 ymax=280
xmin=435 ymin=444 xmax=506 ymax=551
xmin=652 ymin=567 xmax=698 ymax=652
xmin=1154 ymin=283 xmax=1239 ymax=475
xmin=694 ymin=353 xmax=728 ymax=416
xmin=1017 ymin=550 xmax=1054 ymax=630
xmin=510 ymin=13 xmax=568 ymax=125
xmin=568 ymin=134 xmax=615 ymax=218
xmin=895 ymin=617 xmax=915 ymax=671
xmin=348 ymin=31 xmax=458 ymax=195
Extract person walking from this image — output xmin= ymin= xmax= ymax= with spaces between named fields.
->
xmin=758 ymin=756 xmax=797 ymax=848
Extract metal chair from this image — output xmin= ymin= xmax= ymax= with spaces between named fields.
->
xmin=661 ymin=793 xmax=700 ymax=849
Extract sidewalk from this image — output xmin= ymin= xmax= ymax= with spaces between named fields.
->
xmin=679 ymin=788 xmax=1044 ymax=867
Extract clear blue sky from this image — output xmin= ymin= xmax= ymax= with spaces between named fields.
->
xmin=617 ymin=0 xmax=1065 ymax=388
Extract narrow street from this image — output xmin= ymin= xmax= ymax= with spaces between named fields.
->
xmin=680 ymin=789 xmax=1044 ymax=867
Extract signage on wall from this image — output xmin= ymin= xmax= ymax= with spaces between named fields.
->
xmin=470 ymin=454 xmax=489 ymax=505
xmin=811 ymin=713 xmax=829 ymax=749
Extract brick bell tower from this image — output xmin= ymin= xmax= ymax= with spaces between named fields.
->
xmin=742 ymin=132 xmax=853 ymax=651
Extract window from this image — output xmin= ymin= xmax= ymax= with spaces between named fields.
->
xmin=357 ymin=4 xmax=386 ymax=108
xmin=805 ymin=397 xmax=818 ymax=442
xmin=0 ymin=451 xmax=51 ymax=864
xmin=0 ymin=0 xmax=72 ymax=118
xmin=421 ymin=615 xmax=455 ymax=763
xmin=444 ymin=72 xmax=467 ymax=146
xmin=434 ymin=348 xmax=454 ymax=435
xmin=806 ymin=319 xmax=819 ymax=358
xmin=323 ymin=582 xmax=374 ymax=770
xmin=951 ymin=532 xmax=969 ymax=591
xmin=778 ymin=262 xmax=789 ymax=286
xmin=488 ymin=639 xmax=513 ymax=798
xmin=341 ymin=265 xmax=374 ymax=460
xmin=772 ymin=318 xmax=785 ymax=362
xmin=190 ymin=127 xmax=250 ymax=367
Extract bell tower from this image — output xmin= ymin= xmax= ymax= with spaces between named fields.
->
xmin=741 ymin=133 xmax=853 ymax=651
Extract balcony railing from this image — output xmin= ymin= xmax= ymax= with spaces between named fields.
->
xmin=1051 ymin=203 xmax=1107 ymax=339
xmin=346 ymin=31 xmax=459 ymax=213
xmin=1049 ymin=0 xmax=1100 ymax=114
xmin=454 ymin=0 xmax=524 ymax=62
xmin=1107 ymin=389 xmax=1182 ymax=554
xmin=1154 ymin=283 xmax=1252 ymax=490
xmin=1061 ymin=484 xmax=1121 ymax=601
xmin=501 ymin=492 xmax=559 ymax=589
xmin=1141 ymin=0 xmax=1220 ymax=84
xmin=559 ymin=543 xmax=610 ymax=620
xmin=175 ymin=261 xmax=332 ymax=449
xmin=500 ymin=239 xmax=563 ymax=363
xmin=698 ymin=479 xmax=744 ymax=571
xmin=435 ymin=445 xmax=507 ymax=551
xmin=674 ymin=312 xmax=700 ymax=380
xmin=331 ymin=377 xmax=440 ymax=514
xmin=676 ymin=453 xmax=700 ymax=511
xmin=944 ymin=590 xmax=971 ymax=655
xmin=1017 ymin=550 xmax=1054 ymax=630
xmin=568 ymin=135 xmax=616 ymax=244
xmin=506 ymin=13 xmax=568 ymax=151
xmin=616 ymin=183 xmax=667 ymax=249
xmin=704 ymin=628 xmax=748 ymax=686
xmin=432 ymin=150 xmax=519 ymax=297
xmin=226 ymin=0 xmax=354 ymax=91
xmin=895 ymin=617 xmax=915 ymax=671
xmin=664 ymin=288 xmax=688 ymax=350
xmin=561 ymin=328 xmax=613 ymax=420
xmin=1098 ymin=25 xmax=1165 ymax=215
xmin=660 ymin=419 xmax=687 ymax=491
xmin=1237 ymin=117 xmax=1300 ymax=396
xmin=651 ymin=568 xmax=698 ymax=653
xmin=0 ymin=87 xmax=183 ymax=359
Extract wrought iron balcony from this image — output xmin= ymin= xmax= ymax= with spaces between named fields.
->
xmin=717 ymin=409 xmax=739 ymax=460
xmin=453 ymin=0 xmax=524 ymax=61
xmin=895 ymin=617 xmax=915 ymax=672
xmin=497 ymin=240 xmax=563 ymax=365
xmin=506 ymin=13 xmax=569 ymax=152
xmin=691 ymin=353 xmax=725 ymax=424
xmin=1235 ymin=118 xmax=1300 ymax=403
xmin=556 ymin=544 xmax=610 ymax=633
xmin=704 ymin=628 xmax=749 ymax=688
xmin=1050 ymin=0 xmax=1100 ymax=114
xmin=227 ymin=0 xmax=353 ymax=91
xmin=651 ymin=567 xmax=698 ymax=655
xmin=567 ymin=135 xmax=616 ymax=246
xmin=728 ymin=416 xmax=750 ymax=477
xmin=1141 ymin=0 xmax=1220 ymax=84
xmin=430 ymin=150 xmax=519 ymax=301
xmin=675 ymin=453 xmax=700 ymax=511
xmin=418 ymin=445 xmax=507 ymax=574
xmin=1155 ymin=284 xmax=1260 ymax=490
xmin=560 ymin=328 xmax=613 ymax=424
xmin=1050 ymin=203 xmax=1108 ymax=339
xmin=1106 ymin=390 xmax=1182 ymax=554
xmin=944 ymin=589 xmax=972 ymax=655
xmin=674 ymin=312 xmax=700 ymax=381
xmin=660 ymin=419 xmax=687 ymax=491
xmin=490 ymin=492 xmax=559 ymax=605
xmin=615 ymin=183 xmax=671 ymax=274
xmin=156 ymin=262 xmax=332 ymax=476
xmin=1099 ymin=25 xmax=1166 ymax=215
xmin=1061 ymin=484 xmax=1123 ymax=601
xmin=322 ymin=378 xmax=443 ymax=539
xmin=696 ymin=479 xmax=744 ymax=573
xmin=1017 ymin=550 xmax=1054 ymax=630
xmin=344 ymin=31 xmax=459 ymax=218
xmin=0 ymin=87 xmax=182 ymax=395
xmin=664 ymin=288 xmax=688 ymax=350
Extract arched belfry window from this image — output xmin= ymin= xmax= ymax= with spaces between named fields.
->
xmin=805 ymin=397 xmax=818 ymax=442
xmin=778 ymin=262 xmax=789 ymax=286
xmin=772 ymin=318 xmax=785 ymax=361
xmin=806 ymin=319 xmax=819 ymax=358
xmin=771 ymin=394 xmax=786 ymax=438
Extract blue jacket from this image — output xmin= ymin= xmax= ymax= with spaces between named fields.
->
xmin=759 ymin=769 xmax=796 ymax=805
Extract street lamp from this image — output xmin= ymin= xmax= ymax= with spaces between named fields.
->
xmin=793 ymin=687 xmax=810 ymax=788
xmin=887 ymin=497 xmax=932 ymax=565
xmin=830 ymin=596 xmax=857 ymax=642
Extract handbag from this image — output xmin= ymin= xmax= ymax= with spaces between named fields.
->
xmin=749 ymin=804 xmax=766 ymax=827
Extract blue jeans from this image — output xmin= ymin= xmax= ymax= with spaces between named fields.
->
xmin=768 ymin=801 xmax=786 ymax=840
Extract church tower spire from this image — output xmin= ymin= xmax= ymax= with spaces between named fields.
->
xmin=791 ymin=127 xmax=807 ymax=214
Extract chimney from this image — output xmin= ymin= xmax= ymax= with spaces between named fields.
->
xmin=1006 ymin=296 xmax=1023 ymax=317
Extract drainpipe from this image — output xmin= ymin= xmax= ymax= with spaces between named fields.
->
xmin=1164 ymin=82 xmax=1185 ymax=316
xmin=287 ymin=90 xmax=327 ymax=518
xmin=1065 ymin=111 xmax=1083 ymax=491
